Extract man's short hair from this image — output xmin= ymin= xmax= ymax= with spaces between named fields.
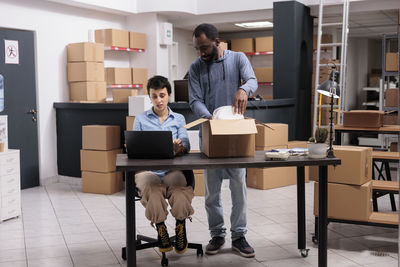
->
xmin=147 ymin=75 xmax=171 ymax=95
xmin=193 ymin=23 xmax=219 ymax=41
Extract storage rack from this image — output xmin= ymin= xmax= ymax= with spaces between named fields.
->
xmin=104 ymin=46 xmax=145 ymax=90
xmin=380 ymin=34 xmax=399 ymax=112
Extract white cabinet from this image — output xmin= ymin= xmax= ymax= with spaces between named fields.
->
xmin=0 ymin=149 xmax=20 ymax=222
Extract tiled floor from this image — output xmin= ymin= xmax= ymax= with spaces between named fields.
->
xmin=0 ymin=180 xmax=398 ymax=267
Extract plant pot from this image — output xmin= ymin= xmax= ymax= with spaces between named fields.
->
xmin=307 ymin=143 xmax=327 ymax=159
xmin=0 ymin=142 xmax=4 ymax=152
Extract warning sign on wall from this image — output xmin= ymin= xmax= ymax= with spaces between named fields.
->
xmin=4 ymin=40 xmax=19 ymax=64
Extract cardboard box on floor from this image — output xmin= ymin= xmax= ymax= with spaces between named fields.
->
xmin=113 ymin=89 xmax=139 ymax=103
xmin=246 ymin=167 xmax=297 ymax=190
xmin=328 ymin=146 xmax=372 ymax=185
xmin=385 ymin=89 xmax=399 ymax=107
xmin=129 ymin=32 xmax=146 ymax=50
xmin=231 ymin=38 xmax=254 ymax=53
xmin=193 ymin=169 xmax=204 ymax=196
xmin=255 ymin=36 xmax=273 ymax=52
xmin=385 ymin=52 xmax=399 ymax=72
xmin=314 ymin=181 xmax=372 ymax=221
xmin=255 ymin=123 xmax=288 ymax=147
xmin=184 ymin=118 xmax=257 ymax=158
xmin=82 ymin=171 xmax=123 ymax=195
xmin=80 ymin=149 xmax=122 ymax=172
xmin=253 ymin=68 xmax=273 ymax=83
xmin=105 ymin=68 xmax=132 ymax=85
xmin=126 ymin=116 xmax=135 ymax=131
xmin=67 ymin=62 xmax=104 ymax=82
xmin=131 ymin=68 xmax=148 ymax=85
xmin=82 ymin=125 xmax=120 ymax=150
xmin=67 ymin=42 xmax=104 ymax=62
xmin=343 ymin=110 xmax=384 ymax=128
xmin=69 ymin=82 xmax=106 ymax=101
xmin=95 ymin=29 xmax=129 ymax=48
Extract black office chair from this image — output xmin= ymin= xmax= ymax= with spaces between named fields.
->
xmin=122 ymin=170 xmax=203 ymax=266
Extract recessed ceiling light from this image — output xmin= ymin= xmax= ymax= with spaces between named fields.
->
xmin=235 ymin=21 xmax=273 ymax=29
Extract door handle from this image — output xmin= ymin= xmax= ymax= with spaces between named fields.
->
xmin=27 ymin=109 xmax=36 ymax=115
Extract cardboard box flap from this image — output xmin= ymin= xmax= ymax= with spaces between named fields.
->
xmin=184 ymin=118 xmax=208 ymax=129
xmin=348 ymin=110 xmax=384 ymax=114
xmin=209 ymin=119 xmax=257 ymax=135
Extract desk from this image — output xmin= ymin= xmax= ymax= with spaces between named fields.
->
xmin=334 ymin=125 xmax=400 ymax=145
xmin=116 ymin=151 xmax=340 ymax=267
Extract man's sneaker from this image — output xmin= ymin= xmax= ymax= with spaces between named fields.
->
xmin=232 ymin=237 xmax=255 ymax=258
xmin=175 ymin=219 xmax=188 ymax=254
xmin=156 ymin=222 xmax=173 ymax=253
xmin=205 ymin=236 xmax=225 ymax=255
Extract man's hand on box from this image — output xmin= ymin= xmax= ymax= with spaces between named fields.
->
xmin=233 ymin=88 xmax=248 ymax=115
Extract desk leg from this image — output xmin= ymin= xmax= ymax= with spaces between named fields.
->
xmin=318 ymin=166 xmax=328 ymax=267
xmin=126 ymin=171 xmax=136 ymax=267
xmin=297 ymin=167 xmax=307 ymax=257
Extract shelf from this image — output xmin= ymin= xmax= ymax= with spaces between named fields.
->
xmin=245 ymin=51 xmax=273 ymax=56
xmin=383 ymin=71 xmax=399 ymax=76
xmin=107 ymin=84 xmax=143 ymax=89
xmin=383 ymin=107 xmax=398 ymax=111
xmin=362 ymin=102 xmax=379 ymax=107
xmin=362 ymin=87 xmax=379 ymax=92
xmin=258 ymin=82 xmax=273 ymax=86
xmin=104 ymin=46 xmax=145 ymax=52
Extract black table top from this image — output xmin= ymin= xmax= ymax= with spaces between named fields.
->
xmin=116 ymin=151 xmax=341 ymax=172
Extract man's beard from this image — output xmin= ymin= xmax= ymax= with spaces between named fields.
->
xmin=202 ymin=45 xmax=218 ymax=63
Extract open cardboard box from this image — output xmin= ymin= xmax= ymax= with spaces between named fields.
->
xmin=184 ymin=118 xmax=257 ymax=158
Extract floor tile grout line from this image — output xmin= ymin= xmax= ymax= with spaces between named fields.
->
xmin=43 ymin=184 xmax=76 ymax=267
xmin=71 ymin=186 xmax=123 ymax=266
xmin=20 ymin=198 xmax=29 ymax=267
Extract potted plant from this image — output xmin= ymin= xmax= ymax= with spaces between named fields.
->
xmin=307 ymin=127 xmax=328 ymax=158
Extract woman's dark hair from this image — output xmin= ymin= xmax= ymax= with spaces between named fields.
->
xmin=193 ymin=23 xmax=219 ymax=41
xmin=147 ymin=75 xmax=171 ymax=95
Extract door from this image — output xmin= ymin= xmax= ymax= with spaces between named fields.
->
xmin=0 ymin=28 xmax=39 ymax=189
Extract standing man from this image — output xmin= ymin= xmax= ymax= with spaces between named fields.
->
xmin=188 ymin=23 xmax=257 ymax=257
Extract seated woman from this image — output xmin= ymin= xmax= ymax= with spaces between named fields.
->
xmin=133 ymin=75 xmax=193 ymax=254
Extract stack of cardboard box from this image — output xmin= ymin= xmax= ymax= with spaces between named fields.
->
xmin=67 ymin=42 xmax=106 ymax=102
xmin=314 ymin=146 xmax=373 ymax=222
xmin=94 ymin=29 xmax=148 ymax=103
xmin=80 ymin=125 xmax=123 ymax=194
xmin=247 ymin=123 xmax=309 ymax=190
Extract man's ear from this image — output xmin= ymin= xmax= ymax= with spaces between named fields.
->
xmin=215 ymin=38 xmax=221 ymax=46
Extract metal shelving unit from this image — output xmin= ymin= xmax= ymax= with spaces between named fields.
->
xmin=380 ymin=34 xmax=399 ymax=112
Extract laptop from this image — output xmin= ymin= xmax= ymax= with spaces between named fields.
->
xmin=124 ymin=130 xmax=174 ymax=159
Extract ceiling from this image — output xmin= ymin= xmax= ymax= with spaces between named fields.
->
xmin=166 ymin=4 xmax=398 ymax=38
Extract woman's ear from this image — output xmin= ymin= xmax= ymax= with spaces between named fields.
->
xmin=215 ymin=38 xmax=221 ymax=47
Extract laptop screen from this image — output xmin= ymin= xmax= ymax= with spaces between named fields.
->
xmin=124 ymin=130 xmax=174 ymax=159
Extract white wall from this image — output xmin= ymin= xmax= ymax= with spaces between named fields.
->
xmin=346 ymin=37 xmax=369 ymax=109
xmin=0 ymin=0 xmax=128 ymax=181
xmin=172 ymin=28 xmax=198 ymax=80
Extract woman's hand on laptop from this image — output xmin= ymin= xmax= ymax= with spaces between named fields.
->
xmin=173 ymin=139 xmax=185 ymax=156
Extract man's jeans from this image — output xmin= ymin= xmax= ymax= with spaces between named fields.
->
xmin=204 ymin=167 xmax=247 ymax=241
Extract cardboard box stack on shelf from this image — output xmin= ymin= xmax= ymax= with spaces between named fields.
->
xmin=255 ymin=36 xmax=273 ymax=52
xmin=246 ymin=124 xmax=309 ymax=190
xmin=67 ymin=42 xmax=106 ymax=102
xmin=385 ymin=88 xmax=399 ymax=108
xmin=80 ymin=125 xmax=123 ymax=194
xmin=314 ymin=146 xmax=373 ymax=222
xmin=385 ymin=52 xmax=399 ymax=72
xmin=231 ymin=38 xmax=254 ymax=53
xmin=343 ymin=110 xmax=384 ymax=128
xmin=95 ymin=29 xmax=148 ymax=102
